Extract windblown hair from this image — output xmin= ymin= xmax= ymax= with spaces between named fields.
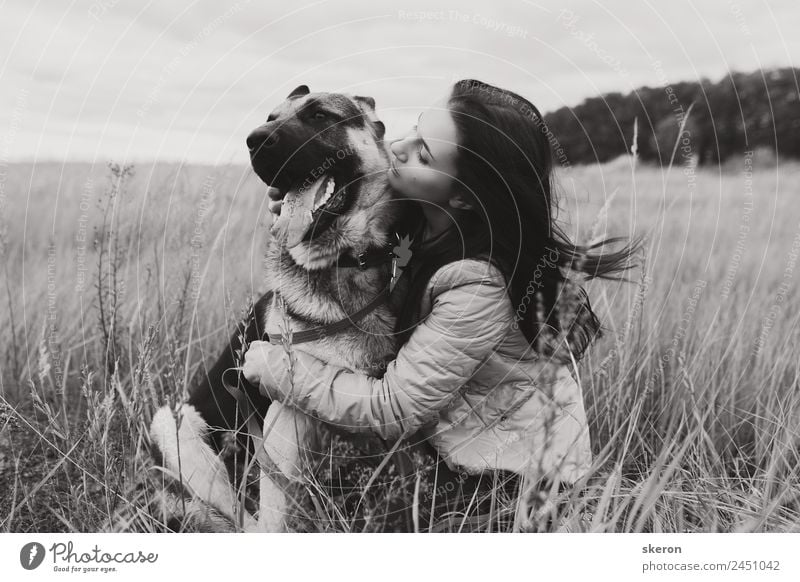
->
xmin=395 ymin=79 xmax=644 ymax=362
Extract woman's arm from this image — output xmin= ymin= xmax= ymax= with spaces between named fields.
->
xmin=244 ymin=267 xmax=514 ymax=441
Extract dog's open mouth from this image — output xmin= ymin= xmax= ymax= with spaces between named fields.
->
xmin=270 ymin=174 xmax=349 ymax=248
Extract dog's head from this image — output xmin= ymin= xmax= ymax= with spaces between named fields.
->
xmin=247 ymin=85 xmax=394 ymax=269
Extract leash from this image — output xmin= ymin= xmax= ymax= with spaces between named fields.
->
xmin=220 ymin=367 xmax=292 ymax=502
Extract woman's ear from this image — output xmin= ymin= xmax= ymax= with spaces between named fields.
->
xmin=448 ymin=192 xmax=474 ymax=211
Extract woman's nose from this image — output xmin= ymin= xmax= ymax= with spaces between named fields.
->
xmin=389 ymin=139 xmax=408 ymax=163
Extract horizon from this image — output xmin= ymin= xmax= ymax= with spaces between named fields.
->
xmin=2 ymin=0 xmax=797 ymax=164
xmin=3 ymin=64 xmax=788 ymax=167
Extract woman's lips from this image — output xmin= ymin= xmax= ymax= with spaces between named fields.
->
xmin=389 ymin=157 xmax=400 ymax=176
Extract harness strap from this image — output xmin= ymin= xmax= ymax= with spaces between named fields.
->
xmin=265 ymin=284 xmax=391 ymax=345
xmin=265 ymin=238 xmax=402 ymax=345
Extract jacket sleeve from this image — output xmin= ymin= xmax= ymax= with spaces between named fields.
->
xmin=262 ymin=262 xmax=515 ymax=440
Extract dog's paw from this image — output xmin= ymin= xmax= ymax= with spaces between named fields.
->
xmin=148 ymin=404 xmax=258 ymax=531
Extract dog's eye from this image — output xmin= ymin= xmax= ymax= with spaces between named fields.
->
xmin=313 ymin=111 xmax=328 ymax=120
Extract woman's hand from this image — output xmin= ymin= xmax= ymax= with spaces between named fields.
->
xmin=266 ymin=186 xmax=283 ymax=216
xmin=242 ymin=340 xmax=287 ymax=400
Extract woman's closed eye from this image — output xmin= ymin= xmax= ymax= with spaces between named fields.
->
xmin=412 ymin=124 xmax=430 ymax=164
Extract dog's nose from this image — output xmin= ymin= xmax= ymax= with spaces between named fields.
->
xmin=247 ymin=125 xmax=279 ymax=151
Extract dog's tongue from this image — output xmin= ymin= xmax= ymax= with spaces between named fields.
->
xmin=269 ymin=175 xmax=328 ymax=248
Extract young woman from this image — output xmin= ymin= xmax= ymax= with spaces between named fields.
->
xmin=243 ymin=79 xmax=642 ymax=530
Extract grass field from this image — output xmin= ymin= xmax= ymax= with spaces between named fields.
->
xmin=1 ymin=153 xmax=799 ymax=532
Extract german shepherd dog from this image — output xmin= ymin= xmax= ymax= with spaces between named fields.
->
xmin=148 ymin=86 xmax=415 ymax=531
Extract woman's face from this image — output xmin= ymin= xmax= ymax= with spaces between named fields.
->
xmin=387 ymin=104 xmax=460 ymax=207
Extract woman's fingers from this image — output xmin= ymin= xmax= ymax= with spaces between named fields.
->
xmin=242 ymin=340 xmax=271 ymax=385
xmin=266 ymin=186 xmax=283 ymax=216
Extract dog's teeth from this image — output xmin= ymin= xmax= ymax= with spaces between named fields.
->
xmin=313 ymin=177 xmax=336 ymax=211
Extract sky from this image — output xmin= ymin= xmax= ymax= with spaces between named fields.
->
xmin=1 ymin=0 xmax=797 ymax=164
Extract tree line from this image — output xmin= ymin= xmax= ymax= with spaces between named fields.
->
xmin=544 ymin=67 xmax=800 ymax=166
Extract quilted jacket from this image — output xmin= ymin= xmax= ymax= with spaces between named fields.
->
xmin=261 ymin=258 xmax=593 ymax=485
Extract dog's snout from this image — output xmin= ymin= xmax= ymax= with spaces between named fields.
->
xmin=247 ymin=125 xmax=279 ymax=151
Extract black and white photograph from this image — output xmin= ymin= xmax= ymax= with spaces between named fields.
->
xmin=0 ymin=0 xmax=799 ymax=577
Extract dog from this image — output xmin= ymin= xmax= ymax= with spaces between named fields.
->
xmin=148 ymin=85 xmax=416 ymax=531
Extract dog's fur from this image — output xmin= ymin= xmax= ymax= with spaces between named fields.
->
xmin=149 ymin=86 xmax=412 ymax=531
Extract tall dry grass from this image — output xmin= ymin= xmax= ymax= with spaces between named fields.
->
xmin=0 ymin=151 xmax=798 ymax=532
xmin=0 ymin=161 xmax=267 ymax=531
xmin=559 ymin=151 xmax=800 ymax=532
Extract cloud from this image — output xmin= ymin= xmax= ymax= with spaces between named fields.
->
xmin=1 ymin=0 xmax=796 ymax=163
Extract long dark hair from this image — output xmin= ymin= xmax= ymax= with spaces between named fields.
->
xmin=394 ymin=79 xmax=644 ymax=362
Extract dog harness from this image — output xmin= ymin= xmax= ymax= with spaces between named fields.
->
xmin=262 ymin=235 xmax=406 ymax=346
xmin=220 ymin=236 xmax=408 ymax=472
xmin=260 ymin=285 xmax=390 ymax=346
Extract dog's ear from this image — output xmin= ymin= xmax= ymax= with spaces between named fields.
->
xmin=287 ymin=85 xmax=310 ymax=99
xmin=354 ymin=95 xmax=376 ymax=112
xmin=354 ymin=96 xmax=383 ymax=139
xmin=372 ymin=120 xmax=386 ymax=140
